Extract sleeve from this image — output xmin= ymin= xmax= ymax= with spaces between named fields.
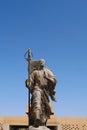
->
xmin=25 ymin=71 xmax=36 ymax=92
xmin=45 ymin=68 xmax=57 ymax=85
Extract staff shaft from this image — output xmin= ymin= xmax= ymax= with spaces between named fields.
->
xmin=28 ymin=48 xmax=31 ymax=127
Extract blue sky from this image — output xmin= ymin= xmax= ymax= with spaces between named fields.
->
xmin=0 ymin=0 xmax=87 ymax=117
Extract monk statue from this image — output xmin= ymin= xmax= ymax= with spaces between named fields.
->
xmin=25 ymin=59 xmax=57 ymax=127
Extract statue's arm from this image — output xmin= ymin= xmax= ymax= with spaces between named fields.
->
xmin=25 ymin=72 xmax=35 ymax=92
xmin=44 ymin=68 xmax=57 ymax=102
xmin=44 ymin=68 xmax=57 ymax=85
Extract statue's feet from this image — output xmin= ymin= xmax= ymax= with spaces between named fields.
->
xmin=34 ymin=110 xmax=41 ymax=127
xmin=34 ymin=118 xmax=41 ymax=127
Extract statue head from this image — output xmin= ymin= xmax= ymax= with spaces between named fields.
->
xmin=39 ymin=59 xmax=45 ymax=68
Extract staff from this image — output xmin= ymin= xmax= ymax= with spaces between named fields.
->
xmin=24 ymin=48 xmax=32 ymax=127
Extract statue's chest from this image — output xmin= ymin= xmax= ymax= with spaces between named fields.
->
xmin=37 ymin=70 xmax=45 ymax=79
xmin=35 ymin=70 xmax=47 ymax=84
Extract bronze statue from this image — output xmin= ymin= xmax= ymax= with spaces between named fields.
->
xmin=25 ymin=49 xmax=57 ymax=129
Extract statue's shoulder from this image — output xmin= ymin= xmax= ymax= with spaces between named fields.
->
xmin=31 ymin=69 xmax=38 ymax=75
xmin=44 ymin=67 xmax=53 ymax=73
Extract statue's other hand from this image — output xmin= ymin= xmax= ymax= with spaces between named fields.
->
xmin=25 ymin=79 xmax=29 ymax=88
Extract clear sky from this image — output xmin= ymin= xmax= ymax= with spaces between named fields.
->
xmin=0 ymin=0 xmax=87 ymax=117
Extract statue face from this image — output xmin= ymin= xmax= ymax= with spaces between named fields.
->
xmin=39 ymin=59 xmax=45 ymax=68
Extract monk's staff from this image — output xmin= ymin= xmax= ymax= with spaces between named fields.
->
xmin=24 ymin=48 xmax=32 ymax=127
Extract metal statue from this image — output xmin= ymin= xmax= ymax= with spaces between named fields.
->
xmin=25 ymin=49 xmax=57 ymax=129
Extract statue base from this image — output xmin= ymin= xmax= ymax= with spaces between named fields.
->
xmin=28 ymin=126 xmax=51 ymax=130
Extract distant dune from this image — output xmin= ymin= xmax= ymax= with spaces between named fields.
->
xmin=0 ymin=116 xmax=87 ymax=130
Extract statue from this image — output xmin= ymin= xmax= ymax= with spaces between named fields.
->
xmin=25 ymin=49 xmax=57 ymax=129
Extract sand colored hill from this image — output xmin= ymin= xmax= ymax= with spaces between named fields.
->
xmin=57 ymin=117 xmax=87 ymax=130
xmin=0 ymin=115 xmax=58 ymax=126
xmin=0 ymin=116 xmax=87 ymax=130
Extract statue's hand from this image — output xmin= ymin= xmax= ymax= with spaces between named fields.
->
xmin=25 ymin=79 xmax=28 ymax=88
xmin=25 ymin=79 xmax=31 ymax=88
xmin=25 ymin=79 xmax=33 ymax=93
